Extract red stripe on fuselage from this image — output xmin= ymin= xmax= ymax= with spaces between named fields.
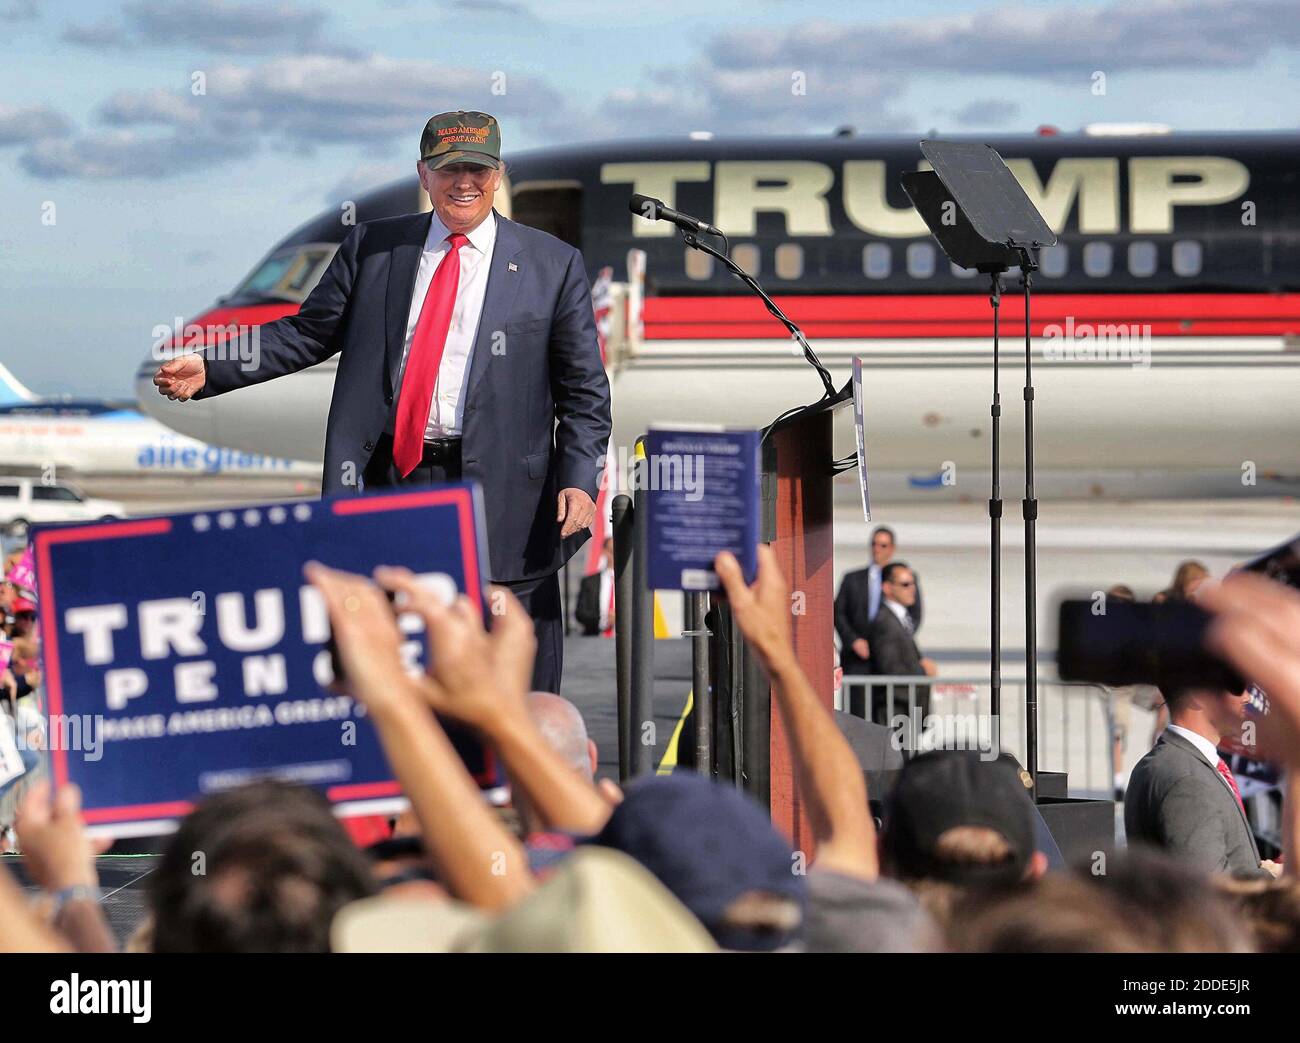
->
xmin=641 ymin=292 xmax=1300 ymax=340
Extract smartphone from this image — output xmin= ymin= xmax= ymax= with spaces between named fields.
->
xmin=1057 ymin=598 xmax=1244 ymax=693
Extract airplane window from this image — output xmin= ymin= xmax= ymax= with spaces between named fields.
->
xmin=1172 ymin=240 xmax=1203 ymax=277
xmin=906 ymin=242 xmax=935 ymax=278
xmin=951 ymin=261 xmax=977 ymax=279
xmin=775 ymin=243 xmax=804 ymax=280
xmin=732 ymin=244 xmax=761 ymax=277
xmin=1040 ymin=244 xmax=1068 ymax=278
xmin=685 ymin=248 xmax=713 ymax=280
xmin=1083 ymin=241 xmax=1113 ymax=278
xmin=863 ymin=243 xmax=891 ymax=280
xmin=1128 ymin=241 xmax=1158 ymax=278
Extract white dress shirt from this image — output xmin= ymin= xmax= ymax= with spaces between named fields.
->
xmin=866 ymin=563 xmax=882 ymax=621
xmin=1164 ymin=723 xmax=1221 ymax=767
xmin=389 ymin=210 xmax=496 ymax=439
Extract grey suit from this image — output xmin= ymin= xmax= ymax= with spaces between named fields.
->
xmin=864 ymin=604 xmax=929 ymax=724
xmin=1124 ymin=730 xmax=1266 ymax=878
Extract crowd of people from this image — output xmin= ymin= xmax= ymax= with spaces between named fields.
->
xmin=0 ymin=534 xmax=1298 ymax=954
xmin=0 ymin=546 xmax=43 ymax=848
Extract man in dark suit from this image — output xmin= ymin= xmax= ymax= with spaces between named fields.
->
xmin=834 ymin=526 xmax=922 ymax=676
xmin=153 ymin=111 xmax=611 ymax=694
xmin=1125 ymin=685 xmax=1274 ymax=878
xmin=575 ymin=538 xmax=614 ymax=637
xmin=865 ymin=563 xmax=936 ymax=725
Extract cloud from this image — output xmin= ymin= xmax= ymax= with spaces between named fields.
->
xmin=98 ymin=88 xmax=203 ymax=127
xmin=20 ymin=52 xmax=572 ymax=179
xmin=326 ymin=160 xmax=413 ymax=201
xmin=64 ymin=0 xmax=360 ymax=56
xmin=708 ymin=0 xmax=1300 ymax=80
xmin=0 ymin=0 xmax=39 ymax=20
xmin=952 ymin=99 xmax=1020 ymax=127
xmin=0 ymin=104 xmax=71 ymax=145
xmin=445 ymin=0 xmax=535 ymax=16
xmin=598 ymin=61 xmax=910 ymax=136
xmin=19 ymin=128 xmax=245 ymax=179
xmin=61 ymin=21 xmax=130 ymax=48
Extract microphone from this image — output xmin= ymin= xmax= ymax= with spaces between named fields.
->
xmin=628 ymin=193 xmax=722 ymax=237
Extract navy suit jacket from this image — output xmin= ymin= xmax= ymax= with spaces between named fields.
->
xmin=195 ymin=210 xmax=612 ymax=583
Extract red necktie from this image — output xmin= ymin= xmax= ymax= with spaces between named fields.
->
xmin=393 ymin=232 xmax=469 ymax=476
xmin=1215 ymin=758 xmax=1246 ymax=814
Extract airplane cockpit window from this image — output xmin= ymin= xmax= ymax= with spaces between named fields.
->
xmin=232 ymin=244 xmax=338 ymax=303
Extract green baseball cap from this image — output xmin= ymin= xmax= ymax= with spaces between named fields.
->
xmin=419 ymin=111 xmax=501 ymax=170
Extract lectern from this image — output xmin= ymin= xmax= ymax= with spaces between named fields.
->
xmin=706 ymin=388 xmax=849 ymax=853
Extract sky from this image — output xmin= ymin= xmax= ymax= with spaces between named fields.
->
xmin=1 ymin=0 xmax=1298 ymax=398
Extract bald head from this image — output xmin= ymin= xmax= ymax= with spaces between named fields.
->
xmin=527 ymin=692 xmax=596 ymax=781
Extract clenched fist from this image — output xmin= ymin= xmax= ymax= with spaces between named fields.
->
xmin=153 ymin=354 xmax=207 ymax=401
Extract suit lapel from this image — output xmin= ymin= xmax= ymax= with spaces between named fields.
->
xmin=1159 ymin=733 xmax=1260 ymax=857
xmin=384 ymin=212 xmax=435 ymax=393
xmin=463 ymin=213 xmax=524 ymax=405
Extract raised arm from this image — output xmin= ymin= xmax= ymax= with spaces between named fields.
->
xmin=156 ymin=224 xmax=365 ymax=403
xmin=715 ymin=546 xmax=879 ymax=880
xmin=373 ymin=566 xmax=614 ymax=836
xmin=306 ymin=562 xmax=534 ymax=910
xmin=1201 ymin=571 xmax=1300 ymax=877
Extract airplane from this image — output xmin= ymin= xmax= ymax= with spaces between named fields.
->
xmin=135 ymin=126 xmax=1300 ymax=502
xmin=0 ymin=359 xmax=317 ymax=484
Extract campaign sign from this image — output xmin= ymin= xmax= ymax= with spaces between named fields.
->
xmin=645 ymin=426 xmax=761 ymax=591
xmin=32 ymin=486 xmax=489 ymax=837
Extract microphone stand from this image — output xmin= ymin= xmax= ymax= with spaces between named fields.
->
xmin=1017 ymin=247 xmax=1040 ymax=796
xmin=679 ymin=230 xmax=836 ymax=401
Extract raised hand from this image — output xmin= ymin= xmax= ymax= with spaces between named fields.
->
xmin=714 ymin=544 xmax=795 ymax=674
xmin=372 ymin=565 xmax=535 ymax=736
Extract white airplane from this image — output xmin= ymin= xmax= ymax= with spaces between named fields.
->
xmin=0 ymin=360 xmax=317 ymax=482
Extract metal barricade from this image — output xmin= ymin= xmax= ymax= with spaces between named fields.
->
xmin=837 ymin=674 xmax=1115 ymax=798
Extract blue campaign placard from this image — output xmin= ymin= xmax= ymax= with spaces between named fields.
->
xmin=32 ymin=485 xmax=490 ymax=837
xmin=644 ymin=426 xmax=761 ymax=591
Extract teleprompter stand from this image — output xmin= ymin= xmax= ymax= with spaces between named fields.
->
xmin=901 ymin=141 xmax=1056 ymax=793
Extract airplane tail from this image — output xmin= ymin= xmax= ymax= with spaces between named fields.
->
xmin=0 ymin=361 xmax=37 ymax=404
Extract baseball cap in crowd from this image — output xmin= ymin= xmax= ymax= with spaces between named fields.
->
xmin=586 ymin=773 xmax=805 ymax=951
xmin=882 ymin=750 xmax=1036 ymax=887
xmin=11 ymin=598 xmax=35 ymax=615
xmin=331 ymin=847 xmax=714 ymax=953
xmin=419 ymin=111 xmax=501 ymax=170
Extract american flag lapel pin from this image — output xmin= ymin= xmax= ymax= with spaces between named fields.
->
xmin=507 ymin=261 xmax=518 ymax=272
